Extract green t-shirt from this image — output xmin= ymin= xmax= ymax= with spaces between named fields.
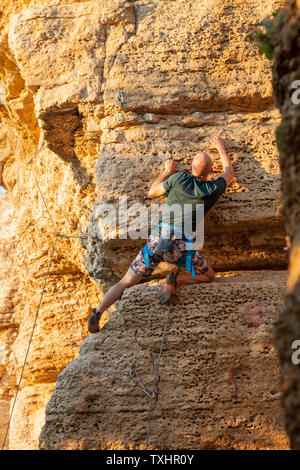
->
xmin=158 ymin=171 xmax=227 ymax=235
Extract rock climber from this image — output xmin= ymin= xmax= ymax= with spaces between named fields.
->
xmin=88 ymin=136 xmax=234 ymax=333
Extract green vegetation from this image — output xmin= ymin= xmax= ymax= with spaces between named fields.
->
xmin=248 ymin=11 xmax=286 ymax=61
xmin=276 ymin=120 xmax=290 ymax=153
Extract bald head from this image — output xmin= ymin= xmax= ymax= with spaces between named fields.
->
xmin=191 ymin=152 xmax=212 ymax=179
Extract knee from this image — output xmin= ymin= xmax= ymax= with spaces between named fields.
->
xmin=205 ymin=268 xmax=215 ymax=283
xmin=119 ymin=273 xmax=140 ymax=288
xmin=118 ymin=278 xmax=133 ymax=289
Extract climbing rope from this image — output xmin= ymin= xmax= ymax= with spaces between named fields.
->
xmin=146 ymin=297 xmax=172 ymax=449
xmin=1 ymin=63 xmax=164 ymax=450
xmin=30 ymin=168 xmax=58 ymax=233
xmin=128 ymin=363 xmax=155 ymax=399
xmin=129 ymin=268 xmax=181 ymax=447
xmin=128 ymin=296 xmax=173 ymax=449
xmin=0 ymin=66 xmax=87 ymax=449
xmin=1 ymin=237 xmax=58 ymax=450
xmin=115 ymin=91 xmax=125 ymax=122
xmin=27 ymin=140 xmax=45 ymax=166
xmin=0 ymin=67 xmax=19 ymax=100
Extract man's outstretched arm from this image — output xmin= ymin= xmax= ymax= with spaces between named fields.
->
xmin=148 ymin=159 xmax=177 ymax=198
xmin=211 ymin=136 xmax=234 ymax=185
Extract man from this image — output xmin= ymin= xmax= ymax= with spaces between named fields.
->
xmin=88 ymin=136 xmax=234 ymax=333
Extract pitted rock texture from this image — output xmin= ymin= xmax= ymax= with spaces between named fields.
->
xmin=0 ymin=0 xmax=104 ymax=447
xmin=0 ymin=0 xmax=291 ymax=450
xmin=6 ymin=0 xmax=289 ymax=283
xmin=8 ymin=384 xmax=56 ymax=450
xmin=40 ymin=272 xmax=289 ymax=450
xmin=272 ymin=0 xmax=300 ymax=450
xmin=0 ymin=196 xmax=18 ymax=448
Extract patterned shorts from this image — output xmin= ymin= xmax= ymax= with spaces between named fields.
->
xmin=130 ymin=235 xmax=210 ymax=277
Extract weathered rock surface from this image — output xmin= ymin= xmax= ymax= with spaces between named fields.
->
xmin=40 ymin=272 xmax=289 ymax=450
xmin=6 ymin=0 xmax=289 ymax=282
xmin=272 ymin=0 xmax=300 ymax=450
xmin=0 ymin=196 xmax=18 ymax=448
xmin=9 ymin=384 xmax=55 ymax=450
xmin=0 ymin=0 xmax=291 ymax=450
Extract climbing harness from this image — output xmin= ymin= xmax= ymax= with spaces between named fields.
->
xmin=115 ymin=91 xmax=125 ymax=122
xmin=143 ymin=222 xmax=196 ymax=279
xmin=1 ymin=65 xmax=178 ymax=450
xmin=135 ymin=223 xmax=197 ymax=446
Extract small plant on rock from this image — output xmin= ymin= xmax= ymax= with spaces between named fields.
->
xmin=248 ymin=11 xmax=286 ymax=60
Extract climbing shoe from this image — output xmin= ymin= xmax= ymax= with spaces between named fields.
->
xmin=160 ymin=272 xmax=177 ymax=305
xmin=88 ymin=308 xmax=102 ymax=334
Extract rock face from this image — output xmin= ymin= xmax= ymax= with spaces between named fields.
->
xmin=0 ymin=0 xmax=291 ymax=450
xmin=272 ymin=0 xmax=300 ymax=450
xmin=0 ymin=197 xmax=18 ymax=448
xmin=39 ymin=272 xmax=289 ymax=450
xmin=7 ymin=0 xmax=288 ymax=281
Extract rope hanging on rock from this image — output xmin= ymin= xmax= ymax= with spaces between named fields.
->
xmin=1 ymin=237 xmax=58 ymax=450
xmin=1 ymin=65 xmax=88 ymax=450
xmin=115 ymin=91 xmax=125 ymax=122
xmin=2 ymin=66 xmax=169 ymax=450
xmin=128 ymin=297 xmax=172 ymax=449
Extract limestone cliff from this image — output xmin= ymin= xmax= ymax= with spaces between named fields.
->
xmin=40 ymin=272 xmax=289 ymax=450
xmin=0 ymin=0 xmax=292 ymax=450
xmin=272 ymin=0 xmax=300 ymax=450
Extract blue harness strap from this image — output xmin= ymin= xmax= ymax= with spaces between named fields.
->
xmin=184 ymin=240 xmax=196 ymax=279
xmin=143 ymin=244 xmax=151 ymax=268
xmin=175 ymin=237 xmax=196 ymax=279
xmin=143 ymin=244 xmax=160 ymax=268
xmin=143 ymin=224 xmax=196 ymax=278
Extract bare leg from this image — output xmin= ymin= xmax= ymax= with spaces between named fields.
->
xmin=160 ymin=266 xmax=215 ymax=305
xmin=176 ymin=266 xmax=215 ymax=286
xmin=88 ymin=268 xmax=145 ymax=333
xmin=96 ymin=268 xmax=144 ymax=314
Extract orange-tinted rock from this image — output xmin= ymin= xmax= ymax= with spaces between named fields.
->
xmin=40 ymin=272 xmax=289 ymax=450
xmin=0 ymin=0 xmax=290 ymax=450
